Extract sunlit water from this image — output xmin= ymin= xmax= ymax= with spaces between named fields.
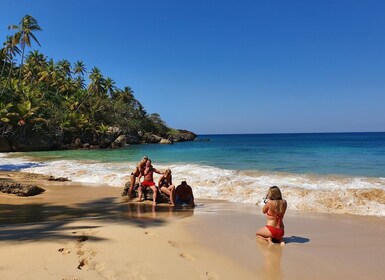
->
xmin=1 ymin=132 xmax=385 ymax=217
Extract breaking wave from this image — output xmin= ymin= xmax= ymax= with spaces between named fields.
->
xmin=1 ymin=153 xmax=384 ymax=217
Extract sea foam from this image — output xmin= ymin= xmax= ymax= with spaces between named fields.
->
xmin=1 ymin=154 xmax=384 ymax=217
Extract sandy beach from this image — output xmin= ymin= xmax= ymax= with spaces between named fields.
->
xmin=1 ymin=171 xmax=384 ymax=280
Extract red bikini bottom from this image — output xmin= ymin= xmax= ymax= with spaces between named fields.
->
xmin=266 ymin=225 xmax=284 ymax=241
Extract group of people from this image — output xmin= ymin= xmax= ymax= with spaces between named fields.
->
xmin=128 ymin=156 xmax=194 ymax=207
xmin=127 ymin=156 xmax=287 ymax=245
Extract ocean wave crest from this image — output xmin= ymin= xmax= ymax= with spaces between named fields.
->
xmin=1 ymin=154 xmax=384 ymax=217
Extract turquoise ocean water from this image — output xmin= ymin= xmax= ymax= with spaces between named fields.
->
xmin=1 ymin=132 xmax=385 ymax=216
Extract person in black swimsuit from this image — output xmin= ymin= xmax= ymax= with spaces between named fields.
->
xmin=158 ymin=169 xmax=175 ymax=206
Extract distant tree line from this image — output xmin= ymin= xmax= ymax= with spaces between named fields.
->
xmin=0 ymin=15 xmax=195 ymax=151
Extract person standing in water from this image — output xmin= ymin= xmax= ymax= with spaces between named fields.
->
xmin=128 ymin=156 xmax=148 ymax=198
xmin=256 ymin=186 xmax=287 ymax=245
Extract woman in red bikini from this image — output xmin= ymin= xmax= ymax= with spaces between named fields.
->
xmin=256 ymin=186 xmax=287 ymax=245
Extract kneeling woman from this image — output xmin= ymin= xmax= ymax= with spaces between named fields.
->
xmin=256 ymin=186 xmax=287 ymax=245
xmin=158 ymin=169 xmax=176 ymax=206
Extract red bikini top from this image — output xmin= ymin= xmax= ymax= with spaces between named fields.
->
xmin=266 ymin=212 xmax=283 ymax=225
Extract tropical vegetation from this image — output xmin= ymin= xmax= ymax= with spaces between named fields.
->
xmin=0 ymin=15 xmax=195 ymax=152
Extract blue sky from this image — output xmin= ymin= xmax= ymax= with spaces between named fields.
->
xmin=1 ymin=0 xmax=384 ymax=134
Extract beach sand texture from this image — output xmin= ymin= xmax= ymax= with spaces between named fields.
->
xmin=1 ymin=172 xmax=384 ymax=280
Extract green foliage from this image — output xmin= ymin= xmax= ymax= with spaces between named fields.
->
xmin=0 ymin=14 xmax=173 ymax=147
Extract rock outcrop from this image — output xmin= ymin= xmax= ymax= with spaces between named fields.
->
xmin=0 ymin=126 xmax=197 ymax=152
xmin=0 ymin=182 xmax=45 ymax=196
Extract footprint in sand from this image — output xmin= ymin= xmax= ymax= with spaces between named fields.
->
xmin=77 ymin=235 xmax=89 ymax=243
xmin=73 ymin=231 xmax=98 ymax=271
xmin=144 ymin=231 xmax=157 ymax=237
xmin=205 ymin=271 xmax=219 ymax=280
xmin=168 ymin=240 xmax=180 ymax=248
xmin=58 ymin=247 xmax=71 ymax=255
xmin=179 ymin=253 xmax=196 ymax=261
xmin=61 ymin=276 xmax=81 ymax=280
xmin=77 ymin=258 xmax=86 ymax=270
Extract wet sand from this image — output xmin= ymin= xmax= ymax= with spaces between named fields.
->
xmin=0 ymin=171 xmax=384 ymax=279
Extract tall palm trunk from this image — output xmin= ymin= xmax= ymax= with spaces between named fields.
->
xmin=1 ymin=62 xmax=14 ymax=96
xmin=17 ymin=46 xmax=25 ymax=87
xmin=0 ymin=56 xmax=7 ymax=78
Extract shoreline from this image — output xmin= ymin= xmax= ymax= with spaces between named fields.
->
xmin=1 ymin=171 xmax=385 ymax=279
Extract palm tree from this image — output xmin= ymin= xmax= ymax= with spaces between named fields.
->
xmin=8 ymin=14 xmax=42 ymax=80
xmin=1 ymin=35 xmax=21 ymax=78
xmin=1 ymin=36 xmax=21 ymax=96
xmin=0 ymin=102 xmax=13 ymax=123
xmin=74 ymin=67 xmax=104 ymax=113
xmin=73 ymin=60 xmax=86 ymax=77
xmin=57 ymin=59 xmax=72 ymax=78
xmin=73 ymin=61 xmax=86 ymax=91
xmin=104 ymin=77 xmax=116 ymax=97
xmin=88 ymin=67 xmax=104 ymax=96
xmin=23 ymin=50 xmax=47 ymax=85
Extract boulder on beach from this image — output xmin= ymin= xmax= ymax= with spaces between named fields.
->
xmin=0 ymin=182 xmax=45 ymax=196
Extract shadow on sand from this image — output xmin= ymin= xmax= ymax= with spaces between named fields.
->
xmin=0 ymin=197 xmax=194 ymax=242
xmin=283 ymin=235 xmax=310 ymax=244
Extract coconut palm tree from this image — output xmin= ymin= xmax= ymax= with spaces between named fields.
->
xmin=104 ymin=77 xmax=116 ymax=97
xmin=1 ymin=36 xmax=21 ymax=96
xmin=88 ymin=67 xmax=104 ymax=96
xmin=1 ymin=35 xmax=21 ymax=77
xmin=73 ymin=60 xmax=86 ymax=77
xmin=74 ymin=67 xmax=104 ymax=113
xmin=57 ymin=59 xmax=72 ymax=78
xmin=23 ymin=50 xmax=47 ymax=85
xmin=8 ymin=14 xmax=42 ymax=80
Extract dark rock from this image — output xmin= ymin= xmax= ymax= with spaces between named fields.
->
xmin=125 ymin=134 xmax=141 ymax=144
xmin=48 ymin=176 xmax=70 ymax=182
xmin=143 ymin=133 xmax=162 ymax=143
xmin=111 ymin=135 xmax=127 ymax=148
xmin=171 ymin=129 xmax=197 ymax=142
xmin=0 ymin=182 xmax=45 ymax=196
xmin=0 ymin=138 xmax=12 ymax=152
xmin=9 ymin=130 xmax=59 ymax=151
xmin=122 ymin=181 xmax=169 ymax=203
xmin=74 ymin=138 xmax=82 ymax=148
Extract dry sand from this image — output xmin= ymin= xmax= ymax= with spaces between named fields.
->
xmin=0 ymin=171 xmax=384 ymax=280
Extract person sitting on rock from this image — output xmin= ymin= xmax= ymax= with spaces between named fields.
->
xmin=158 ymin=169 xmax=176 ymax=206
xmin=128 ymin=156 xmax=148 ymax=198
xmin=138 ymin=159 xmax=164 ymax=206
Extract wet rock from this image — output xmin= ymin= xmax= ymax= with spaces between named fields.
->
xmin=0 ymin=182 xmax=45 ymax=196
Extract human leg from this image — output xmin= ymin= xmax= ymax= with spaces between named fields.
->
xmin=129 ymin=174 xmax=136 ymax=199
xmin=161 ymin=185 xmax=175 ymax=206
xmin=256 ymin=226 xmax=273 ymax=245
xmin=149 ymin=184 xmax=158 ymax=206
xmin=168 ymin=185 xmax=175 ymax=206
xmin=138 ymin=184 xmax=145 ymax=202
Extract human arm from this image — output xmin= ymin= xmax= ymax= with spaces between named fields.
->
xmin=153 ymin=168 xmax=163 ymax=174
xmin=262 ymin=200 xmax=270 ymax=214
xmin=157 ymin=175 xmax=164 ymax=187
